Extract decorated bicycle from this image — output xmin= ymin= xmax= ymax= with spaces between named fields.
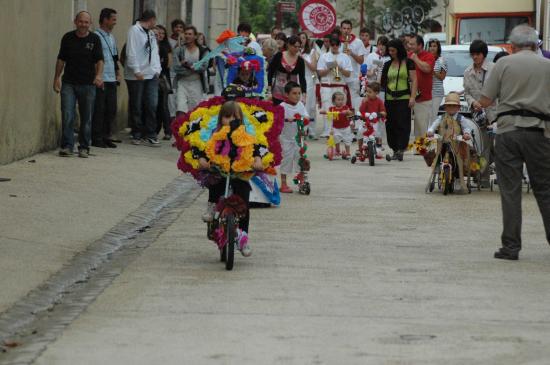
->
xmin=351 ymin=112 xmax=384 ymax=166
xmin=172 ymin=93 xmax=283 ymax=270
xmin=416 ymin=93 xmax=483 ymax=195
xmin=194 ymin=30 xmax=278 ymax=208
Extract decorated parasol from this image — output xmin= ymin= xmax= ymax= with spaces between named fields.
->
xmin=171 ymin=97 xmax=284 ymax=185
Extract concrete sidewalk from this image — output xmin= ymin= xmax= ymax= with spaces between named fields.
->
xmin=21 ymin=141 xmax=550 ymax=365
xmin=0 ymin=137 xmax=182 ymax=314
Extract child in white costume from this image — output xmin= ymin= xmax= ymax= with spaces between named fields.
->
xmin=279 ymin=81 xmax=309 ymax=193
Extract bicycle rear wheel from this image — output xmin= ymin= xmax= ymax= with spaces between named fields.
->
xmin=224 ymin=214 xmax=236 ymax=271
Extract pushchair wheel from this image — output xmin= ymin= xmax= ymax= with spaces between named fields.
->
xmin=351 ymin=156 xmax=357 ymax=164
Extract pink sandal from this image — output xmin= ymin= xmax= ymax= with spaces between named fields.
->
xmin=279 ymin=185 xmax=293 ymax=193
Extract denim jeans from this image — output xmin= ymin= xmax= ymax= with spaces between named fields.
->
xmin=126 ymin=78 xmax=158 ymax=139
xmin=61 ymin=83 xmax=96 ymax=151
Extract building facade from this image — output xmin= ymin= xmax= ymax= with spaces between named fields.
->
xmin=335 ymin=0 xmax=447 ymax=37
xmin=0 ymin=0 xmax=239 ymax=164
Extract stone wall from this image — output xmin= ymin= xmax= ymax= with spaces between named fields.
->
xmin=0 ymin=0 xmax=133 ymax=164
xmin=0 ymin=0 xmax=239 ymax=164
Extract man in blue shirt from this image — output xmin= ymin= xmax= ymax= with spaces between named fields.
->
xmin=92 ymin=8 xmax=120 ymax=148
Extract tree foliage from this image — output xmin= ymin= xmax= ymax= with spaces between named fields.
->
xmin=239 ymin=0 xmax=276 ymax=34
xmin=239 ymin=0 xmax=306 ymax=34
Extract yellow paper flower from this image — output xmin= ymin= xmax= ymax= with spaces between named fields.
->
xmin=184 ymin=150 xmax=199 ymax=169
xmin=232 ymin=145 xmax=254 ymax=172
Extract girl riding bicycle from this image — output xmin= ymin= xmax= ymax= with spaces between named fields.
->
xmin=198 ymin=101 xmax=264 ymax=257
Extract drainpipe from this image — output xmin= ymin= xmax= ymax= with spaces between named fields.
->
xmin=545 ymin=0 xmax=550 ymax=49
xmin=204 ymin=0 xmax=210 ymax=46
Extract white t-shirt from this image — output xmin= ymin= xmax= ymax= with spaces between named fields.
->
xmin=365 ymin=52 xmax=390 ymax=83
xmin=317 ymin=52 xmax=353 ymax=84
xmin=339 ymin=37 xmax=366 ymax=80
xmin=281 ymin=101 xmax=309 ymax=120
xmin=362 ymin=43 xmax=377 ymax=56
xmin=280 ymin=101 xmax=309 ymax=141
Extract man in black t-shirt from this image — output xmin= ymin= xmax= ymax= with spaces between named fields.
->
xmin=53 ymin=11 xmax=104 ymax=158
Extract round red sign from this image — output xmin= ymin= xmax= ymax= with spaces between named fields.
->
xmin=299 ymin=0 xmax=337 ymax=37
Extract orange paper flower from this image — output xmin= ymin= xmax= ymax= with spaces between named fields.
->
xmin=216 ymin=29 xmax=237 ymax=44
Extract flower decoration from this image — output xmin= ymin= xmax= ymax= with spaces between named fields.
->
xmin=171 ymin=97 xmax=284 ymax=183
xmin=241 ymin=60 xmax=261 ymax=72
xmin=216 ymin=29 xmax=237 ymax=44
xmin=409 ymin=136 xmax=436 ymax=156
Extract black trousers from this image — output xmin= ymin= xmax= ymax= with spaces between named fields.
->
xmin=385 ymin=99 xmax=411 ymax=152
xmin=92 ymin=82 xmax=117 ymax=142
xmin=495 ymin=129 xmax=550 ymax=254
xmin=156 ymin=86 xmax=171 ymax=136
xmin=208 ymin=178 xmax=251 ymax=233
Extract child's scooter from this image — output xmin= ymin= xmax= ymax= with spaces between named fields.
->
xmin=351 ymin=112 xmax=383 ymax=166
xmin=293 ymin=114 xmax=311 ymax=195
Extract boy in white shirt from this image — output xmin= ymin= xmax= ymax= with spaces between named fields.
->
xmin=340 ymin=20 xmax=366 ymax=110
xmin=279 ymin=82 xmax=309 ymax=193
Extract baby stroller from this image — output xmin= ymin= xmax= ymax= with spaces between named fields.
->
xmin=425 ymin=118 xmax=483 ymax=195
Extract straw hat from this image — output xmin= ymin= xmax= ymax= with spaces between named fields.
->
xmin=443 ymin=93 xmax=461 ymax=106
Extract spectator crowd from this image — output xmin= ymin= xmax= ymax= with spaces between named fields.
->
xmin=53 ymin=8 xmax=550 ymax=260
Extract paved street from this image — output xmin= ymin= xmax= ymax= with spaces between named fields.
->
xmin=2 ymin=141 xmax=550 ymax=364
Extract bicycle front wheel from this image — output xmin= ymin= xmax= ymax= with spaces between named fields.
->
xmin=224 ymin=214 xmax=236 ymax=271
xmin=367 ymin=141 xmax=376 ymax=166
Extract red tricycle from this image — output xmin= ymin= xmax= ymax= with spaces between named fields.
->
xmin=351 ymin=112 xmax=384 ymax=166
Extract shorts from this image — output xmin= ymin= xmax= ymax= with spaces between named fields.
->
xmin=333 ymin=127 xmax=354 ymax=146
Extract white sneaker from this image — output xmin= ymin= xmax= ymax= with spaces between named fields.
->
xmin=236 ymin=229 xmax=251 ymax=257
xmin=201 ymin=202 xmax=215 ymax=222
xmin=241 ymin=244 xmax=252 ymax=257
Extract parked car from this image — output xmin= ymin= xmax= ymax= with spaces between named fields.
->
xmin=423 ymin=32 xmax=446 ymax=49
xmin=437 ymin=45 xmax=504 ymax=116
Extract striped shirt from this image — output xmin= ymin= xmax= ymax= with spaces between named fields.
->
xmin=432 ymin=57 xmax=447 ymax=98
